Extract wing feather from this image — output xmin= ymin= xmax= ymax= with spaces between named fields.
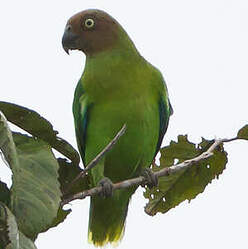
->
xmin=73 ymin=81 xmax=89 ymax=166
xmin=154 ymin=96 xmax=173 ymax=158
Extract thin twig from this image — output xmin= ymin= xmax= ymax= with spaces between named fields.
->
xmin=64 ymin=124 xmax=127 ymax=194
xmin=61 ymin=136 xmax=239 ymax=206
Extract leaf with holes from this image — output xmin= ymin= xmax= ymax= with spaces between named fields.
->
xmin=237 ymin=125 xmax=248 ymax=140
xmin=144 ymin=135 xmax=227 ymax=216
xmin=0 ymin=202 xmax=38 ymax=249
xmin=0 ymin=101 xmax=80 ymax=165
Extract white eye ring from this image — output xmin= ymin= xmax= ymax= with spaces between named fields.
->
xmin=84 ymin=18 xmax=95 ymax=28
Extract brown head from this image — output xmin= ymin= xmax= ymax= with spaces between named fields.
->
xmin=62 ymin=9 xmax=130 ymax=56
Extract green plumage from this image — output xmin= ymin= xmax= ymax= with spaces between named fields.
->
xmin=69 ymin=9 xmax=172 ymax=247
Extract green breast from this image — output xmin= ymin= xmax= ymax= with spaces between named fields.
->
xmin=75 ymin=49 xmax=166 ymax=182
xmin=85 ymin=95 xmax=159 ymax=182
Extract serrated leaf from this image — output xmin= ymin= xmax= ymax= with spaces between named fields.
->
xmin=0 ymin=101 xmax=80 ymax=165
xmin=0 ymin=202 xmax=37 ymax=249
xmin=237 ymin=125 xmax=248 ymax=140
xmin=144 ymin=135 xmax=227 ymax=216
xmin=10 ymin=133 xmax=61 ymax=240
xmin=160 ymin=135 xmax=198 ymax=166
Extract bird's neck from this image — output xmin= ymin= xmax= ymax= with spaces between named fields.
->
xmin=84 ymin=38 xmax=141 ymax=77
xmin=81 ymin=46 xmax=143 ymax=100
xmin=85 ymin=48 xmax=139 ymax=69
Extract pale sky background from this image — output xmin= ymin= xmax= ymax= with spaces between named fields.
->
xmin=0 ymin=0 xmax=248 ymax=248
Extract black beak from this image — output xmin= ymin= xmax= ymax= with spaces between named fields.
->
xmin=62 ymin=25 xmax=79 ymax=54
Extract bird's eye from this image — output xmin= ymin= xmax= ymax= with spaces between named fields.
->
xmin=84 ymin=18 xmax=95 ymax=29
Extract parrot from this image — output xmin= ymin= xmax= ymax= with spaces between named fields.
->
xmin=62 ymin=9 xmax=173 ymax=247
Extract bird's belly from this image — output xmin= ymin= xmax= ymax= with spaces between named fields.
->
xmin=84 ymin=99 xmax=159 ymax=182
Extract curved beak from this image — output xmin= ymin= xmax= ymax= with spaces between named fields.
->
xmin=62 ymin=25 xmax=79 ymax=55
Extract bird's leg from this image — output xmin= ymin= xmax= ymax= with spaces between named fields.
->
xmin=98 ymin=177 xmax=114 ymax=198
xmin=90 ymin=158 xmax=113 ymax=198
xmin=141 ymin=168 xmax=158 ymax=189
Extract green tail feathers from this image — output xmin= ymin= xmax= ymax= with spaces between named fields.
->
xmin=88 ymin=192 xmax=131 ymax=247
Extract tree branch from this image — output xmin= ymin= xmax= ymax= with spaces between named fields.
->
xmin=61 ymin=136 xmax=239 ymax=206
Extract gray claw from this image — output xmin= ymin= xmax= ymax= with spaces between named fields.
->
xmin=98 ymin=177 xmax=114 ymax=198
xmin=141 ymin=168 xmax=158 ymax=189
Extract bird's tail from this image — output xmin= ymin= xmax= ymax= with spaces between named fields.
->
xmin=88 ymin=189 xmax=133 ymax=247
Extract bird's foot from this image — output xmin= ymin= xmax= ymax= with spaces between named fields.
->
xmin=141 ymin=168 xmax=158 ymax=189
xmin=98 ymin=177 xmax=114 ymax=198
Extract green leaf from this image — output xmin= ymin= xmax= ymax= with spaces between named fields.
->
xmin=58 ymin=158 xmax=89 ymax=198
xmin=49 ymin=206 xmax=71 ymax=229
xmin=0 ymin=109 xmax=69 ymax=238
xmin=19 ymin=232 xmax=38 ymax=249
xmin=47 ymin=158 xmax=90 ymax=230
xmin=144 ymin=135 xmax=227 ymax=216
xmin=0 ymin=202 xmax=37 ymax=249
xmin=10 ymin=133 xmax=61 ymax=240
xmin=0 ymin=181 xmax=10 ymax=207
xmin=0 ymin=101 xmax=80 ymax=165
xmin=237 ymin=124 xmax=248 ymax=140
xmin=50 ymin=159 xmax=90 ymax=227
xmin=0 ymin=111 xmax=19 ymax=170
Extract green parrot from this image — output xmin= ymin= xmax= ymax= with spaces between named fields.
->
xmin=62 ymin=9 xmax=173 ymax=247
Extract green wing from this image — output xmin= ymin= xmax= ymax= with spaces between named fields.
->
xmin=154 ymin=95 xmax=173 ymax=157
xmin=73 ymin=81 xmax=89 ymax=165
